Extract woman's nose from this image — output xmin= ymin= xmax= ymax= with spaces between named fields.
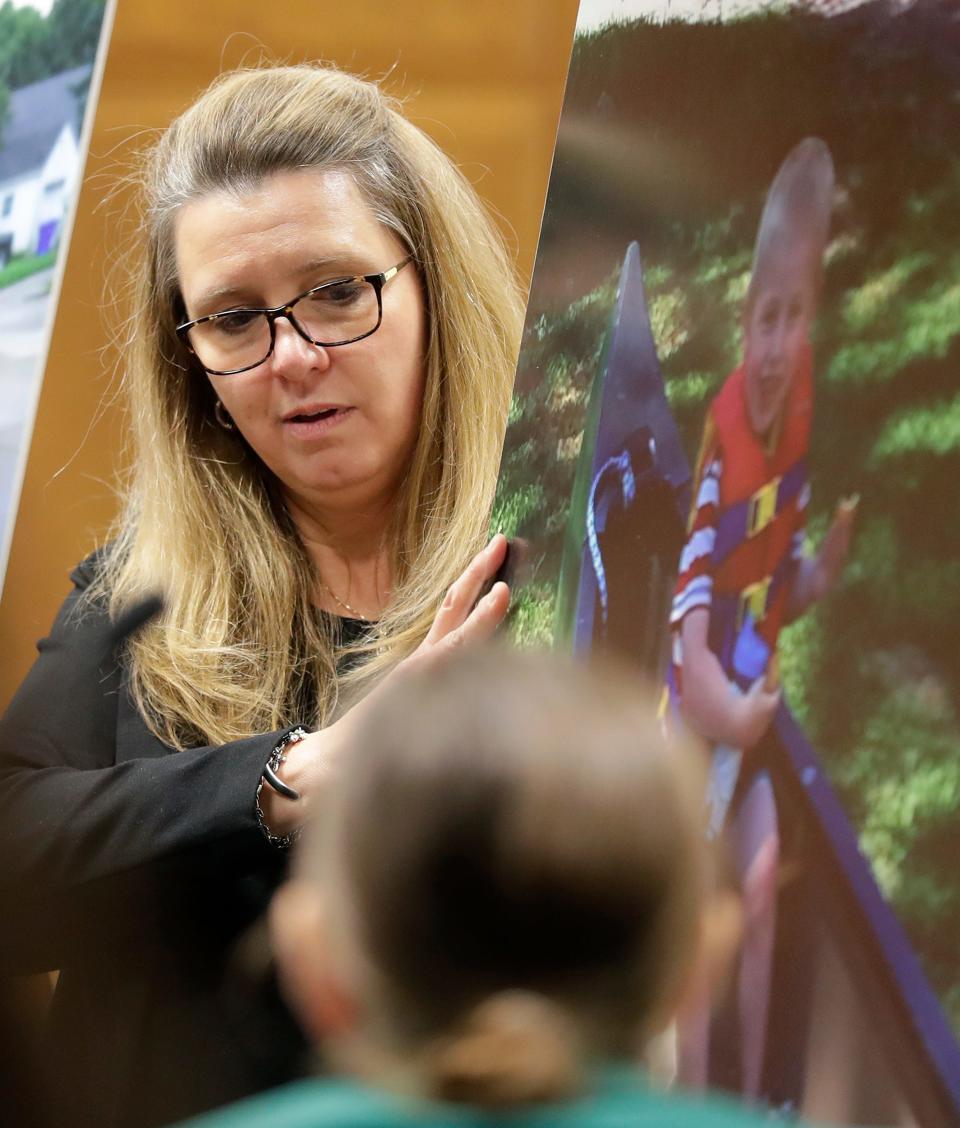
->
xmin=270 ymin=315 xmax=331 ymax=376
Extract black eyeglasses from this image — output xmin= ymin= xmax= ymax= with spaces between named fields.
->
xmin=175 ymin=256 xmax=414 ymax=376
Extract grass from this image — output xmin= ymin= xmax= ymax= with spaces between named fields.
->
xmin=0 ymin=248 xmax=57 ymax=290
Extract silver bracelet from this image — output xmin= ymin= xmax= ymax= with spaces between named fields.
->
xmin=255 ymin=726 xmax=309 ymax=849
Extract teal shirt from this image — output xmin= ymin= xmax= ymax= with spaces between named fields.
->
xmin=176 ymin=1067 xmax=787 ymax=1128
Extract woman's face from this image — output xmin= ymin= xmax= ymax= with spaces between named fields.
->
xmin=175 ymin=168 xmax=426 ymax=517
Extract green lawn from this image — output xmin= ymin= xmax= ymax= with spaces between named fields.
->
xmin=0 ymin=249 xmax=57 ymax=290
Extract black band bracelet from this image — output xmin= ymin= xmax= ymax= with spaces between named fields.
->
xmin=255 ymin=726 xmax=309 ymax=848
xmin=262 ymin=761 xmax=300 ymax=801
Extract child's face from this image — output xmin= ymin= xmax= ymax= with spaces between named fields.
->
xmin=742 ymin=253 xmax=814 ymax=438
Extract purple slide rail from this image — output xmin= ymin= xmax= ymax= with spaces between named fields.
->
xmin=771 ymin=704 xmax=960 ymax=1124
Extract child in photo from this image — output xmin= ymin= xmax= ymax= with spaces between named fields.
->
xmin=668 ymin=137 xmax=855 ymax=1098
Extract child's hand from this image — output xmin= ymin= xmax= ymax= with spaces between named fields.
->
xmin=814 ymin=494 xmax=858 ymax=601
xmin=735 ymin=677 xmax=782 ymax=749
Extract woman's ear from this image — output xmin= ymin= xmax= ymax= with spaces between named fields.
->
xmin=270 ymin=878 xmax=359 ymax=1045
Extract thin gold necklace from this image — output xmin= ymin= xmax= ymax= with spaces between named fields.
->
xmin=319 ymin=579 xmax=372 ymax=621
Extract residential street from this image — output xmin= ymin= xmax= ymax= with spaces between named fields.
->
xmin=0 ymin=266 xmax=54 ymax=548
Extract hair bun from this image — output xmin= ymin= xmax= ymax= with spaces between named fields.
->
xmin=423 ymin=990 xmax=582 ymax=1109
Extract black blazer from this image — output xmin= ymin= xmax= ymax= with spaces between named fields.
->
xmin=0 ymin=557 xmax=309 ymax=1128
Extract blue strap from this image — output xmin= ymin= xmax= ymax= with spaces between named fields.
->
xmin=586 ymin=452 xmax=636 ymax=625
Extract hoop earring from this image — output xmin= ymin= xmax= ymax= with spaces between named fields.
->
xmin=214 ymin=399 xmax=236 ymax=431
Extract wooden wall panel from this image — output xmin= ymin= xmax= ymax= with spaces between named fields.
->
xmin=0 ymin=0 xmax=578 ymax=707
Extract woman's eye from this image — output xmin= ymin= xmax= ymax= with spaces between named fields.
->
xmin=211 ymin=310 xmax=260 ymax=336
xmin=311 ymin=280 xmax=365 ymax=305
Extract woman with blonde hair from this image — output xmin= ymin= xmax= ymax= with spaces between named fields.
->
xmin=182 ymin=647 xmax=767 ymax=1128
xmin=0 ymin=63 xmax=521 ymax=1128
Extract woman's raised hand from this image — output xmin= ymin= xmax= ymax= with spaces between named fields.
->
xmin=403 ymin=533 xmax=511 ymax=674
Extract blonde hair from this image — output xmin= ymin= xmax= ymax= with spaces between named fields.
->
xmin=307 ymin=648 xmax=708 ymax=1107
xmin=746 ymin=136 xmax=834 ymax=313
xmin=92 ymin=64 xmax=523 ymax=747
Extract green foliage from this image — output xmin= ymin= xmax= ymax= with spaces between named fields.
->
xmin=0 ymin=2 xmax=52 ymax=90
xmin=48 ymin=0 xmax=106 ymax=68
xmin=828 ymin=273 xmax=960 ymax=387
xmin=665 ymin=371 xmax=721 ymax=411
xmin=504 ymin=583 xmax=556 ymax=650
xmin=648 ymin=289 xmax=690 ymax=359
xmin=490 ymin=482 xmax=545 ymax=541
xmin=0 ymin=0 xmax=105 ymax=90
xmin=871 ymin=392 xmax=960 ymax=461
xmin=777 ymin=611 xmax=823 ymax=738
xmin=493 ymin=271 xmax=618 ymax=648
xmin=832 ymin=671 xmax=960 ymax=1029
xmin=842 ymin=254 xmax=933 ymax=335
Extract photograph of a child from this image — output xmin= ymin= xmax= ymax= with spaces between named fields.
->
xmin=667 ymin=136 xmax=855 ymax=1101
xmin=494 ymin=1 xmax=960 ymax=1122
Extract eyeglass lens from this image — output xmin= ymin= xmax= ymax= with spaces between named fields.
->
xmin=186 ymin=277 xmax=381 ymax=374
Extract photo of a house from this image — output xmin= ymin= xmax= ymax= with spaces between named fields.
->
xmin=0 ymin=65 xmax=88 ymax=267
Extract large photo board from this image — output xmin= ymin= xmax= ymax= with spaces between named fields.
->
xmin=495 ymin=1 xmax=960 ymax=1123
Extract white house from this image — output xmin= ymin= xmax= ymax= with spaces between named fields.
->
xmin=0 ymin=65 xmax=89 ymax=264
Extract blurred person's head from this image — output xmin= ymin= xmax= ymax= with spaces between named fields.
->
xmin=742 ymin=137 xmax=834 ymax=439
xmin=271 ymin=648 xmax=716 ymax=1108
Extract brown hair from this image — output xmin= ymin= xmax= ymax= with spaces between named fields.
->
xmin=306 ymin=647 xmax=708 ymax=1107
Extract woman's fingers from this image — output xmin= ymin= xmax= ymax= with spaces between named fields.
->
xmin=407 ymin=581 xmax=510 ymax=677
xmin=447 ymin=580 xmax=510 ymax=649
xmin=425 ymin=534 xmax=508 ymax=645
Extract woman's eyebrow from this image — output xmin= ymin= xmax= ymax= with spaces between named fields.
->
xmin=191 ymin=258 xmax=364 ymax=313
xmin=192 ymin=284 xmax=258 ymax=313
xmin=298 ymin=256 xmax=368 ymax=278
xmin=185 ymin=277 xmax=270 ymax=315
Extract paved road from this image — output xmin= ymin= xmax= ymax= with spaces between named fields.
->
xmin=0 ymin=267 xmax=56 ymax=548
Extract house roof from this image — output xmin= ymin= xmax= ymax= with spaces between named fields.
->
xmin=0 ymin=64 xmax=91 ymax=185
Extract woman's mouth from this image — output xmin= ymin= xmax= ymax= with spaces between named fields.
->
xmin=283 ymin=406 xmax=353 ymax=435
